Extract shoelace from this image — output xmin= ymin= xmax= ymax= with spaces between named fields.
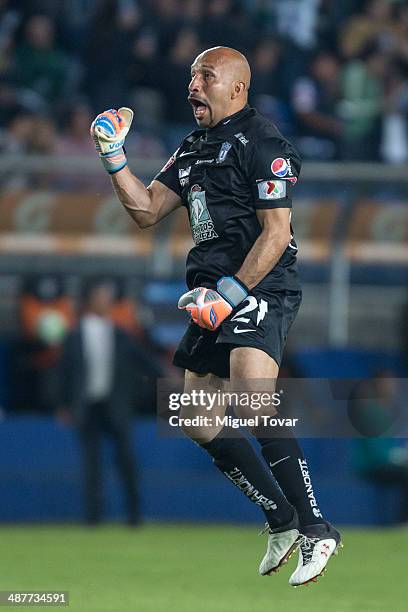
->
xmin=298 ymin=535 xmax=320 ymax=564
xmin=259 ymin=523 xmax=270 ymax=536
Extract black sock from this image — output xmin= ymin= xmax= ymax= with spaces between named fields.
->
xmin=200 ymin=427 xmax=294 ymax=529
xmin=257 ymin=433 xmax=323 ymax=528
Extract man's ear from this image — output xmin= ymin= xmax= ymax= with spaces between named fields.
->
xmin=231 ymin=81 xmax=245 ymax=99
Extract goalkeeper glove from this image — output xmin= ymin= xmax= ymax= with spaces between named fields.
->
xmin=178 ymin=276 xmax=248 ymax=331
xmin=90 ymin=107 xmax=134 ymax=174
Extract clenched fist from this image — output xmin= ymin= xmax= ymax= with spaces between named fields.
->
xmin=90 ymin=107 xmax=134 ymax=174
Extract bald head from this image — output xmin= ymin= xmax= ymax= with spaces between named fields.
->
xmin=188 ymin=46 xmax=251 ymax=128
xmin=195 ymin=47 xmax=251 ymax=91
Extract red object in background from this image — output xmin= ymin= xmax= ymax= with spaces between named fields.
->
xmin=109 ymin=299 xmax=143 ymax=337
xmin=19 ymin=294 xmax=76 ymax=367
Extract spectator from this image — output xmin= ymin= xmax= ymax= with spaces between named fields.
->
xmin=127 ymin=28 xmax=164 ymax=130
xmin=340 ymin=0 xmax=398 ymax=60
xmin=381 ymin=61 xmax=408 ymax=163
xmin=56 ymin=102 xmax=95 ymax=155
xmin=82 ymin=0 xmax=137 ymax=110
xmin=182 ymin=0 xmax=205 ymax=28
xmin=274 ymin=0 xmax=321 ymax=51
xmin=394 ymin=3 xmax=408 ymax=64
xmin=201 ymin=0 xmax=252 ymax=51
xmin=152 ymin=0 xmax=182 ymax=54
xmin=339 ymin=43 xmax=387 ymax=160
xmin=0 ymin=110 xmax=35 ymax=153
xmin=26 ymin=114 xmax=56 ymax=154
xmin=292 ymin=52 xmax=342 ymax=159
xmin=250 ymin=39 xmax=293 ymax=133
xmin=0 ymin=0 xmax=21 ymax=72
xmin=0 ymin=78 xmax=19 ymax=128
xmin=11 ymin=15 xmax=69 ymax=112
xmin=58 ymin=280 xmax=163 ymax=524
xmin=400 ymin=293 xmax=408 ymax=377
xmin=162 ymin=28 xmax=200 ymax=148
xmin=10 ymin=275 xmax=75 ymax=414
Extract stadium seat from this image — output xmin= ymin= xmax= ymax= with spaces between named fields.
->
xmin=293 ymin=198 xmax=340 ymax=262
xmin=345 ymin=198 xmax=408 ymax=263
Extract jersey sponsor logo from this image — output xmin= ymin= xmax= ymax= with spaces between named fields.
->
xmin=224 ymin=467 xmax=277 ymax=511
xmin=195 ymin=158 xmax=214 ymax=164
xmin=234 ymin=132 xmax=249 ymax=146
xmin=271 ymin=157 xmax=290 ymax=177
xmin=298 ymin=459 xmax=323 ymax=518
xmin=257 ymin=180 xmax=286 ymax=200
xmin=179 ymin=166 xmax=191 ymax=187
xmin=187 ymin=184 xmax=218 ymax=245
xmin=217 ymin=141 xmax=232 ymax=163
xmin=271 ymin=157 xmax=297 ymax=183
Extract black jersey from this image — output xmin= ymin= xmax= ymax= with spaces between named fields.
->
xmin=155 ymin=105 xmax=301 ymax=292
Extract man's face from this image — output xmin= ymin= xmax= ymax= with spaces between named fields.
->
xmin=188 ymin=55 xmax=234 ymax=128
xmin=88 ymin=286 xmax=114 ymax=317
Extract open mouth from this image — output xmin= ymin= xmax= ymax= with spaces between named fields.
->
xmin=188 ymin=97 xmax=209 ymax=120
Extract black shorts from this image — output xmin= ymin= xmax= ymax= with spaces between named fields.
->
xmin=173 ymin=289 xmax=302 ymax=378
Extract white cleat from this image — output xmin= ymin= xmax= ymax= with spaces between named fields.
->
xmin=289 ymin=522 xmax=342 ymax=587
xmin=259 ymin=513 xmax=300 ymax=576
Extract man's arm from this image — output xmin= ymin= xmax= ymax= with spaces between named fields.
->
xmin=235 ymin=208 xmax=291 ymax=289
xmin=178 ymin=208 xmax=292 ymax=330
xmin=111 ymin=168 xmax=182 ymax=228
xmin=178 ymin=137 xmax=300 ymax=331
xmin=90 ymin=107 xmax=182 ymax=228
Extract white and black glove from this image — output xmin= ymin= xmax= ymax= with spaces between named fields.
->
xmin=90 ymin=107 xmax=134 ymax=174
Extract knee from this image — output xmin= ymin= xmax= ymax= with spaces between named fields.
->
xmin=179 ymin=411 xmax=222 ymax=445
xmin=179 ymin=420 xmax=220 ymax=446
xmin=179 ymin=403 xmax=226 ymax=445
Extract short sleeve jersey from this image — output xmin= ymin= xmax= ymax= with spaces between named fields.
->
xmin=154 ymin=105 xmax=301 ymax=292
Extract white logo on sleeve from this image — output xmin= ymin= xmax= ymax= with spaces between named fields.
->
xmin=257 ymin=180 xmax=286 ymax=200
xmin=179 ymin=150 xmax=197 ymax=157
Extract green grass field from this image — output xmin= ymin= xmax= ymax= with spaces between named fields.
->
xmin=0 ymin=524 xmax=406 ymax=611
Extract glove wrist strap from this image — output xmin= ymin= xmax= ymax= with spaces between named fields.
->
xmin=216 ymin=276 xmax=249 ymax=307
xmin=100 ymin=147 xmax=127 ymax=174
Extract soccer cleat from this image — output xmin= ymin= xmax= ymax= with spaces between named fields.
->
xmin=289 ymin=521 xmax=342 ymax=587
xmin=259 ymin=511 xmax=300 ymax=576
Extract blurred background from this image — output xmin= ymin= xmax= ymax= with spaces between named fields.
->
xmin=0 ymin=0 xmax=408 ymax=561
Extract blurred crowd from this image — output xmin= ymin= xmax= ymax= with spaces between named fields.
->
xmin=0 ymin=0 xmax=408 ymax=161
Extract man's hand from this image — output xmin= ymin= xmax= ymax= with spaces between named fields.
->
xmin=90 ymin=107 xmax=134 ymax=174
xmin=178 ymin=276 xmax=248 ymax=330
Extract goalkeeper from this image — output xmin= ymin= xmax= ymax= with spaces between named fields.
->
xmin=90 ymin=46 xmax=341 ymax=587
